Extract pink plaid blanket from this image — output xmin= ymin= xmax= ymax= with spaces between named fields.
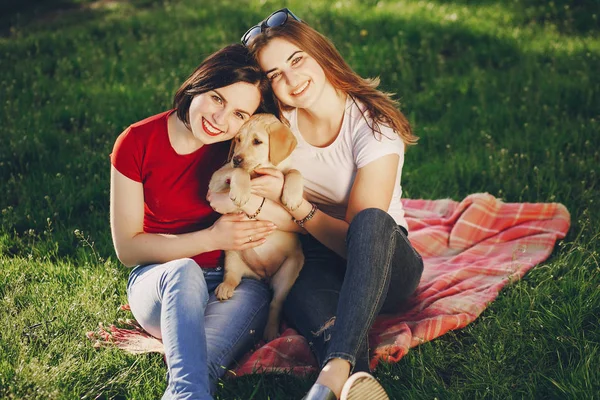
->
xmin=88 ymin=193 xmax=570 ymax=375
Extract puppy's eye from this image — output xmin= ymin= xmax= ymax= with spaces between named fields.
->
xmin=236 ymin=137 xmax=241 ymax=142
xmin=253 ymin=138 xmax=262 ymax=145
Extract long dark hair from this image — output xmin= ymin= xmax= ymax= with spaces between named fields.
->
xmin=248 ymin=20 xmax=417 ymax=147
xmin=173 ymin=44 xmax=279 ymax=128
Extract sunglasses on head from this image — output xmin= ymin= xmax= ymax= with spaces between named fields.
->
xmin=241 ymin=8 xmax=302 ymax=46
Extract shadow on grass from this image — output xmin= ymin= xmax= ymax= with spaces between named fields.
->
xmin=1 ymin=0 xmax=598 ymax=289
xmin=428 ymin=0 xmax=599 ymax=34
xmin=2 ymin=1 xmax=598 ymax=257
xmin=0 ymin=0 xmax=160 ymax=37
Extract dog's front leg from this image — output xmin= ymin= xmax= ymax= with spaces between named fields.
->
xmin=215 ymin=251 xmax=257 ymax=300
xmin=229 ymin=168 xmax=252 ymax=208
xmin=281 ymin=169 xmax=304 ymax=211
xmin=264 ymin=249 xmax=305 ymax=341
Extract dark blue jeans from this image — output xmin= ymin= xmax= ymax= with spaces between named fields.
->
xmin=283 ymin=208 xmax=424 ymax=372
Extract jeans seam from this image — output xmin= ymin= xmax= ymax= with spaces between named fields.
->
xmin=340 ymin=226 xmax=398 ymax=371
xmin=210 ymin=283 xmax=270 ymax=373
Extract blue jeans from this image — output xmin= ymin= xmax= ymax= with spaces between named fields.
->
xmin=283 ymin=208 xmax=424 ymax=372
xmin=127 ymin=258 xmax=271 ymax=399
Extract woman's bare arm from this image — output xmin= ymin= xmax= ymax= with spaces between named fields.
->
xmin=288 ymin=154 xmax=400 ymax=258
xmin=110 ymin=166 xmax=276 ymax=267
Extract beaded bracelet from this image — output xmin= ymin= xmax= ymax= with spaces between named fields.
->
xmin=293 ymin=202 xmax=318 ymax=227
xmin=246 ymin=197 xmax=266 ymax=219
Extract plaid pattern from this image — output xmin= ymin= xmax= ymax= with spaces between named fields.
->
xmin=88 ymin=193 xmax=570 ymax=376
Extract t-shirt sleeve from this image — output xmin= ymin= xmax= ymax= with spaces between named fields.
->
xmin=110 ymin=126 xmax=143 ymax=183
xmin=353 ymin=123 xmax=405 ymax=169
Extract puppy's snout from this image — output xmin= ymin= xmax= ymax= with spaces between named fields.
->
xmin=232 ymin=155 xmax=243 ymax=167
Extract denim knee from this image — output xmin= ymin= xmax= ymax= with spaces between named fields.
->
xmin=163 ymin=258 xmax=208 ymax=304
xmin=348 ymin=208 xmax=397 ymax=241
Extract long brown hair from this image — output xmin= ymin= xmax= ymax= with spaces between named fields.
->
xmin=173 ymin=44 xmax=279 ymax=128
xmin=247 ymin=20 xmax=417 ymax=146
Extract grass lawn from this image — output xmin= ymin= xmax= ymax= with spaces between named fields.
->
xmin=1 ymin=0 xmax=598 ymax=398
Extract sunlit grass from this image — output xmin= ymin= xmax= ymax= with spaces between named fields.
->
xmin=1 ymin=0 xmax=598 ymax=398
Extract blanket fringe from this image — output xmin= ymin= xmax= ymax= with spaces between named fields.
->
xmin=86 ymin=319 xmax=164 ymax=355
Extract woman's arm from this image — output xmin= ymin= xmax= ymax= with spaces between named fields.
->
xmin=207 ymin=190 xmax=302 ymax=233
xmin=240 ymin=194 xmax=303 ymax=233
xmin=110 ymin=166 xmax=276 ymax=267
xmin=208 ymin=167 xmax=304 ymax=233
xmin=287 ymin=154 xmax=400 ymax=258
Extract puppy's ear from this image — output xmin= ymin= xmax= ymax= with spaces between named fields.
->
xmin=268 ymin=121 xmax=297 ymax=166
xmin=227 ymin=139 xmax=236 ymax=163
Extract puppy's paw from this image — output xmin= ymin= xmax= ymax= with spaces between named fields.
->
xmin=281 ymin=187 xmax=303 ymax=211
xmin=263 ymin=321 xmax=280 ymax=342
xmin=215 ymin=282 xmax=235 ymax=300
xmin=229 ymin=186 xmax=251 ymax=208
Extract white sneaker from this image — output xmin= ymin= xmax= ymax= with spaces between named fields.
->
xmin=340 ymin=372 xmax=390 ymax=400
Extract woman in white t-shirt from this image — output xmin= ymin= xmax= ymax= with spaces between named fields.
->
xmin=243 ymin=9 xmax=424 ymax=400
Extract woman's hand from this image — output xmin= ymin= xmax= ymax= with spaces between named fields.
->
xmin=209 ymin=213 xmax=277 ymax=251
xmin=207 ymin=190 xmax=239 ymax=215
xmin=251 ymin=167 xmax=284 ymax=203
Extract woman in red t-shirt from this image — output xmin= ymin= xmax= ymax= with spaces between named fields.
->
xmin=110 ymin=44 xmax=291 ymax=399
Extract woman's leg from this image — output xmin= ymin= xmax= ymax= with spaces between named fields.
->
xmin=283 ymin=234 xmax=347 ymax=367
xmin=127 ymin=258 xmax=213 ymax=400
xmin=204 ymin=277 xmax=271 ymax=392
xmin=288 ymin=208 xmax=423 ymax=397
xmin=324 ymin=208 xmax=424 ymax=369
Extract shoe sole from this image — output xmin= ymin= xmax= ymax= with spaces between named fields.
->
xmin=340 ymin=372 xmax=390 ymax=400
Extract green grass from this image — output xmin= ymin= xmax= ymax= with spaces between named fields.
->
xmin=1 ymin=0 xmax=598 ymax=398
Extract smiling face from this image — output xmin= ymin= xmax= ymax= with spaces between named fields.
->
xmin=188 ymin=81 xmax=262 ymax=145
xmin=257 ymin=38 xmax=328 ymax=110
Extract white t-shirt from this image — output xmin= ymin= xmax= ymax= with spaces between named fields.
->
xmin=284 ymin=96 xmax=408 ymax=230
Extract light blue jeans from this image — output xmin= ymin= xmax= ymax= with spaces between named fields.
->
xmin=127 ymin=258 xmax=271 ymax=400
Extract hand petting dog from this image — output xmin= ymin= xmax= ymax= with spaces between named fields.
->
xmin=250 ymin=167 xmax=284 ymax=204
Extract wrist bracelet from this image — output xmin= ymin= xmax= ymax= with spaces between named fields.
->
xmin=246 ymin=197 xmax=266 ymax=219
xmin=293 ymin=202 xmax=318 ymax=227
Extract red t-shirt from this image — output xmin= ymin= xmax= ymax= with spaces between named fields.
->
xmin=111 ymin=110 xmax=229 ymax=268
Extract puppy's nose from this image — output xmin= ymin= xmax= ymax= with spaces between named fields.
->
xmin=232 ymin=155 xmax=243 ymax=167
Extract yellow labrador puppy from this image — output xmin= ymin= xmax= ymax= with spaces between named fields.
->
xmin=208 ymin=114 xmax=304 ymax=341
